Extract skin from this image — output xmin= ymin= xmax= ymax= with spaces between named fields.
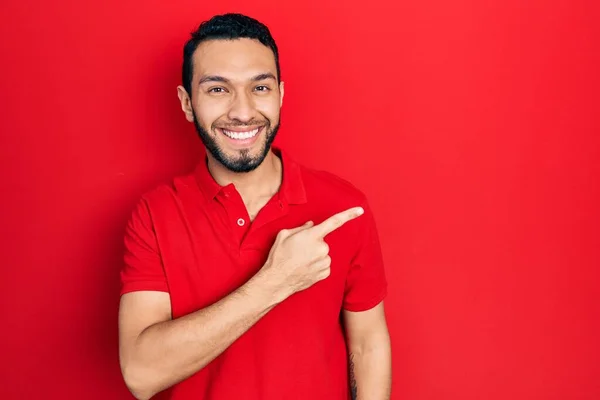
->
xmin=118 ymin=37 xmax=391 ymax=400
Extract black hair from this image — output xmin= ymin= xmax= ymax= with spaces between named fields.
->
xmin=182 ymin=13 xmax=281 ymax=96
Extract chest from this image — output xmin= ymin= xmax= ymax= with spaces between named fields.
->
xmin=153 ymin=193 xmax=355 ymax=319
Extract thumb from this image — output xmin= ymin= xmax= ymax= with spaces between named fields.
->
xmin=287 ymin=220 xmax=314 ymax=235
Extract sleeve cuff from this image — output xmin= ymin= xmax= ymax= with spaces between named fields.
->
xmin=342 ymin=287 xmax=388 ymax=312
xmin=120 ymin=281 xmax=169 ymax=296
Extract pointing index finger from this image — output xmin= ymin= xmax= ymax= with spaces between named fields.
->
xmin=311 ymin=206 xmax=364 ymax=238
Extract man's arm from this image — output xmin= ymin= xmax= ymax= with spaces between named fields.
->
xmin=119 ymin=275 xmax=281 ymax=400
xmin=343 ymin=302 xmax=392 ymax=400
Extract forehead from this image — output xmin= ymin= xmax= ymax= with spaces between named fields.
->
xmin=193 ymin=38 xmax=277 ymax=81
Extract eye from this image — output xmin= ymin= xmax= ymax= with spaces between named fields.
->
xmin=208 ymin=87 xmax=227 ymax=94
xmin=255 ymin=85 xmax=271 ymax=92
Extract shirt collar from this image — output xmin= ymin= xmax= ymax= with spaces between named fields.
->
xmin=194 ymin=146 xmax=307 ymax=205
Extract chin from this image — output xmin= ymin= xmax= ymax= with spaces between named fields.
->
xmin=222 ymin=145 xmax=270 ymax=173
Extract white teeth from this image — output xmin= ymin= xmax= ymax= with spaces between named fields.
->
xmin=223 ymin=128 xmax=259 ymax=140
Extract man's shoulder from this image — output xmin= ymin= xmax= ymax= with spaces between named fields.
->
xmin=135 ymin=171 xmax=198 ymax=210
xmin=295 ymin=162 xmax=377 ymax=243
xmin=298 ymin=163 xmax=368 ymax=204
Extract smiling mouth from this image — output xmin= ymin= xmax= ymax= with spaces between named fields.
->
xmin=220 ymin=127 xmax=262 ymax=140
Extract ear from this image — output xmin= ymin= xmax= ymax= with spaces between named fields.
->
xmin=177 ymin=85 xmax=194 ymax=122
xmin=279 ymin=81 xmax=285 ymax=108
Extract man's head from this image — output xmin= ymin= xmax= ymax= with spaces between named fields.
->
xmin=177 ymin=13 xmax=283 ymax=173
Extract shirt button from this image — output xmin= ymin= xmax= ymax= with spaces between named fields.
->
xmin=237 ymin=218 xmax=245 ymax=226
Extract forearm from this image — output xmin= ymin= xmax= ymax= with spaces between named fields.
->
xmin=348 ymin=336 xmax=392 ymax=400
xmin=123 ymin=275 xmax=282 ymax=399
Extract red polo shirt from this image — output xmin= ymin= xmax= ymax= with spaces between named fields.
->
xmin=120 ymin=147 xmax=387 ymax=400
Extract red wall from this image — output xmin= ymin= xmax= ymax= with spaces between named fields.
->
xmin=1 ymin=1 xmax=598 ymax=399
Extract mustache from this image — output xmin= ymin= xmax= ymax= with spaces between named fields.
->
xmin=215 ymin=120 xmax=269 ymax=129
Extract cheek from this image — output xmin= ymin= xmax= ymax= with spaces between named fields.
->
xmin=255 ymin=97 xmax=281 ymax=122
xmin=193 ymin=99 xmax=226 ymax=129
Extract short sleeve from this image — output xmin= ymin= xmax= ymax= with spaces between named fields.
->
xmin=120 ymin=199 xmax=169 ymax=296
xmin=342 ymin=199 xmax=388 ymax=311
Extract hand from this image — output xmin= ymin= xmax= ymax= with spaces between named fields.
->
xmin=258 ymin=206 xmax=365 ymax=301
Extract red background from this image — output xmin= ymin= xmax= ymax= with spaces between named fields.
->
xmin=1 ymin=1 xmax=598 ymax=399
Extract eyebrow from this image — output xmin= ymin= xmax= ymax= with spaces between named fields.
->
xmin=198 ymin=72 xmax=277 ymax=85
xmin=251 ymin=73 xmax=277 ymax=82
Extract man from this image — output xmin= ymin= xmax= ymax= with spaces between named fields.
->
xmin=118 ymin=13 xmax=391 ymax=400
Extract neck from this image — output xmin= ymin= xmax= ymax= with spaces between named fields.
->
xmin=206 ymin=150 xmax=282 ymax=201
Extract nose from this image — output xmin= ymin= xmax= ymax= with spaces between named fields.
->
xmin=227 ymin=91 xmax=255 ymax=123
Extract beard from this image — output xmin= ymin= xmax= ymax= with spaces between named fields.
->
xmin=192 ymin=110 xmax=280 ymax=173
